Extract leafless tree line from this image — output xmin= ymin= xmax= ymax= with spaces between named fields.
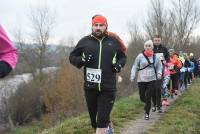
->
xmin=128 ymin=0 xmax=200 ymax=50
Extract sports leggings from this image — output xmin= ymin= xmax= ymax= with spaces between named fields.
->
xmin=84 ymin=89 xmax=116 ymax=128
xmin=138 ymin=81 xmax=155 ymax=114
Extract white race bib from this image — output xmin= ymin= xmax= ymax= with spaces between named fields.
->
xmin=156 ymin=53 xmax=165 ymax=61
xmin=86 ymin=68 xmax=102 ymax=83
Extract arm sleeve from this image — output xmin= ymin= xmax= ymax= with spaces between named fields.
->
xmin=116 ymin=47 xmax=127 ymax=68
xmin=107 ymin=31 xmax=127 ymax=53
xmin=69 ymin=39 xmax=84 ymax=69
xmin=130 ymin=55 xmax=140 ymax=80
xmin=0 ymin=24 xmax=18 ymax=69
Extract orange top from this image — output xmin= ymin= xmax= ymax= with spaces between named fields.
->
xmin=170 ymin=54 xmax=182 ymax=74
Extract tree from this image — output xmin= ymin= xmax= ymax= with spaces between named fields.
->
xmin=144 ymin=0 xmax=176 ymax=46
xmin=144 ymin=0 xmax=166 ymax=39
xmin=127 ymin=21 xmax=142 ymax=43
xmin=144 ymin=0 xmax=200 ymax=49
xmin=6 ymin=4 xmax=56 ymax=126
xmin=14 ymin=4 xmax=55 ymax=77
xmin=29 ymin=5 xmax=55 ymax=75
xmin=170 ymin=0 xmax=200 ymax=49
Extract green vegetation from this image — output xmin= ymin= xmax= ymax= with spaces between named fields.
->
xmin=10 ymin=79 xmax=200 ymax=134
xmin=147 ymin=79 xmax=200 ymax=134
xmin=40 ymin=93 xmax=144 ymax=134
xmin=9 ymin=92 xmax=143 ymax=134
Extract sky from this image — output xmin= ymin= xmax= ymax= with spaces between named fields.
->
xmin=0 ymin=0 xmax=200 ymax=45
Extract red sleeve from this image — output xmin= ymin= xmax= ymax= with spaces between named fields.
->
xmin=107 ymin=31 xmax=127 ymax=53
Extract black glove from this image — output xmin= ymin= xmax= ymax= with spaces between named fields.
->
xmin=82 ymin=54 xmax=94 ymax=65
xmin=112 ymin=63 xmax=122 ymax=73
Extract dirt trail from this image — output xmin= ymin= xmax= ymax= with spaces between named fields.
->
xmin=120 ymin=93 xmax=180 ymax=134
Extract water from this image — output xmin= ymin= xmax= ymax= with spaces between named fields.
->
xmin=0 ymin=67 xmax=59 ymax=132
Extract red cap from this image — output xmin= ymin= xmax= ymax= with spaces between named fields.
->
xmin=92 ymin=15 xmax=108 ymax=27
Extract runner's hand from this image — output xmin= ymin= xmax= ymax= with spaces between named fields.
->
xmin=113 ymin=63 xmax=122 ymax=73
xmin=82 ymin=54 xmax=94 ymax=65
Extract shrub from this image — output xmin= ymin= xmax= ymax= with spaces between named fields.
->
xmin=43 ymin=62 xmax=86 ymax=118
xmin=8 ymin=80 xmax=44 ymax=125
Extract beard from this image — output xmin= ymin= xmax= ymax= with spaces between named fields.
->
xmin=92 ymin=29 xmax=106 ymax=38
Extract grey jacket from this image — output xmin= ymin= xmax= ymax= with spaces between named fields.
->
xmin=130 ymin=53 xmax=162 ymax=82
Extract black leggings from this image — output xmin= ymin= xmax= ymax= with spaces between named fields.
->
xmin=84 ymin=89 xmax=116 ymax=128
xmin=0 ymin=61 xmax=12 ymax=78
xmin=170 ymin=73 xmax=179 ymax=92
xmin=152 ymin=79 xmax=162 ymax=108
xmin=184 ymin=71 xmax=188 ymax=88
xmin=138 ymin=81 xmax=155 ymax=114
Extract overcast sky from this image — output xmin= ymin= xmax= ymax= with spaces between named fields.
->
xmin=0 ymin=0 xmax=200 ymax=45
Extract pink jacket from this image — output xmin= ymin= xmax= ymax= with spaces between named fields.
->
xmin=0 ymin=24 xmax=18 ymax=69
xmin=163 ymin=62 xmax=173 ymax=77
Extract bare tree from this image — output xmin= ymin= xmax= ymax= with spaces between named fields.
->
xmin=14 ymin=5 xmax=55 ymax=78
xmin=170 ymin=0 xmax=200 ymax=49
xmin=13 ymin=29 xmax=37 ymax=76
xmin=161 ymin=16 xmax=175 ymax=48
xmin=127 ymin=21 xmax=142 ymax=43
xmin=126 ymin=21 xmax=144 ymax=66
xmin=9 ymin=6 xmax=56 ymax=126
xmin=144 ymin=0 xmax=176 ymax=47
xmin=144 ymin=0 xmax=200 ymax=49
xmin=144 ymin=0 xmax=166 ymax=39
xmin=28 ymin=5 xmax=55 ymax=75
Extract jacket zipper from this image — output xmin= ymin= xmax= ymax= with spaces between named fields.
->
xmin=91 ymin=35 xmax=105 ymax=91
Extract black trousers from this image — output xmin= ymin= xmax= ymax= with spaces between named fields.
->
xmin=188 ymin=72 xmax=192 ymax=83
xmin=84 ymin=89 xmax=116 ymax=128
xmin=171 ymin=73 xmax=180 ymax=92
xmin=184 ymin=71 xmax=188 ymax=88
xmin=152 ymin=79 xmax=162 ymax=108
xmin=138 ymin=81 xmax=155 ymax=114
xmin=0 ymin=61 xmax=12 ymax=78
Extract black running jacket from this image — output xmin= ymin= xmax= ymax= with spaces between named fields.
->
xmin=69 ymin=34 xmax=127 ymax=91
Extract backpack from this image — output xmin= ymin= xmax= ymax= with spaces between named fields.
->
xmin=138 ymin=51 xmax=157 ymax=79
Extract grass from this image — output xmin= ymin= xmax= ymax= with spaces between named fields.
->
xmin=9 ymin=91 xmax=144 ymax=134
xmin=40 ymin=93 xmax=144 ymax=134
xmin=11 ymin=79 xmax=200 ymax=134
xmin=147 ymin=78 xmax=200 ymax=134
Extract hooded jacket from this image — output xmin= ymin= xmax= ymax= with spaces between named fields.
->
xmin=0 ymin=24 xmax=18 ymax=69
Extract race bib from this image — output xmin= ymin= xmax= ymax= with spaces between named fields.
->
xmin=156 ymin=53 xmax=165 ymax=61
xmin=86 ymin=68 xmax=102 ymax=83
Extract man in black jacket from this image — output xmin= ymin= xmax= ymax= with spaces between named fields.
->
xmin=69 ymin=15 xmax=126 ymax=134
xmin=152 ymin=35 xmax=169 ymax=113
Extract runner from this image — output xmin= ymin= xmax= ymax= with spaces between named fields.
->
xmin=69 ymin=15 xmax=127 ymax=134
xmin=168 ymin=49 xmax=182 ymax=97
xmin=152 ymin=35 xmax=170 ymax=112
xmin=130 ymin=40 xmax=162 ymax=120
